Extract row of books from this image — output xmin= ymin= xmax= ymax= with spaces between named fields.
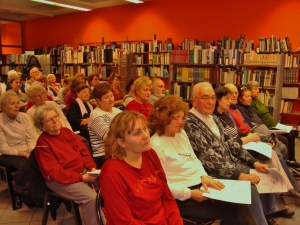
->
xmin=257 ymin=91 xmax=276 ymax=107
xmin=282 ymin=87 xmax=299 ymax=99
xmin=258 ymin=36 xmax=291 ymax=53
xmin=135 ymin=52 xmax=171 ymax=65
xmin=174 ymin=66 xmax=276 ymax=86
xmin=284 ymin=54 xmax=300 ymax=68
xmin=64 ymin=64 xmax=112 ymax=78
xmin=172 ymin=82 xmax=193 ymax=101
xmin=280 ymin=100 xmax=294 ymax=113
xmin=283 ymin=68 xmax=299 ymax=83
xmin=136 ymin=66 xmax=169 ymax=77
xmin=120 ymin=38 xmax=173 ymax=53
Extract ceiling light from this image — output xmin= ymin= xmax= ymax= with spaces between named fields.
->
xmin=31 ymin=0 xmax=92 ymax=11
xmin=125 ymin=0 xmax=144 ymax=4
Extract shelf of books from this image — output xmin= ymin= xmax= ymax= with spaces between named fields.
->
xmin=280 ymin=52 xmax=300 ymax=129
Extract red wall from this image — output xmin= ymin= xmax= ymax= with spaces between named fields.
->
xmin=23 ymin=0 xmax=300 ymax=50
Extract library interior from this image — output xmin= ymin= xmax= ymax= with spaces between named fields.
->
xmin=1 ymin=0 xmax=300 ymax=225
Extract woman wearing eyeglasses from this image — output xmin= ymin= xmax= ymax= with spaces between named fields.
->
xmin=88 ymin=83 xmax=122 ymax=169
xmin=148 ymin=95 xmax=257 ymax=225
xmin=34 ymin=105 xmax=99 ymax=225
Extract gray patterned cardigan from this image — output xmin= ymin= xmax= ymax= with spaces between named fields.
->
xmin=184 ymin=112 xmax=257 ymax=180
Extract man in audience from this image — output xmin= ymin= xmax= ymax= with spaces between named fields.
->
xmin=184 ymin=82 xmax=294 ymax=225
xmin=25 ymin=67 xmax=41 ymax=92
xmin=148 ymin=77 xmax=165 ymax=105
xmin=0 ymin=91 xmax=36 ymax=208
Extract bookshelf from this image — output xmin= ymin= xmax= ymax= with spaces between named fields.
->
xmin=280 ymin=52 xmax=300 ymax=129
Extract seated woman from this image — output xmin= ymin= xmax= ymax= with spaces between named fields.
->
xmin=148 ymin=95 xmax=257 ymax=225
xmin=246 ymin=81 xmax=299 ymax=166
xmin=125 ymin=76 xmax=153 ymax=119
xmin=26 ymin=84 xmax=72 ymax=140
xmin=88 ymin=83 xmax=122 ymax=169
xmin=9 ymin=76 xmax=27 ymax=111
xmin=64 ymin=77 xmax=82 ymax=112
xmin=214 ymin=86 xmax=300 ymax=205
xmin=47 ymin=74 xmax=61 ymax=96
xmin=34 ymin=105 xmax=98 ymax=225
xmin=100 ymin=111 xmax=183 ymax=225
xmin=68 ymin=84 xmax=93 ymax=144
xmin=109 ymin=72 xmax=124 ymax=103
xmin=87 ymin=74 xmax=100 ymax=108
xmin=35 ymin=74 xmax=55 ymax=100
xmin=0 ymin=91 xmax=36 ymax=209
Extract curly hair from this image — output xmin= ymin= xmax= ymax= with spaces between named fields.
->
xmin=105 ymin=111 xmax=148 ymax=160
xmin=148 ymin=95 xmax=189 ymax=136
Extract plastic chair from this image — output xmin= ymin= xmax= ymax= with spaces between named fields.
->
xmin=42 ymin=188 xmax=82 ymax=225
xmin=0 ymin=165 xmax=18 ymax=210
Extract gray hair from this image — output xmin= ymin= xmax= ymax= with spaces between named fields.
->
xmin=7 ymin=70 xmax=18 ymax=81
xmin=245 ymin=81 xmax=259 ymax=91
xmin=33 ymin=104 xmax=58 ymax=130
xmin=0 ymin=91 xmax=18 ymax=106
xmin=192 ymin=82 xmax=213 ymax=98
xmin=26 ymin=84 xmax=47 ymax=103
xmin=47 ymin=74 xmax=55 ymax=82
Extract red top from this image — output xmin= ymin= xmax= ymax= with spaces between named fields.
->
xmin=35 ymin=128 xmax=96 ymax=184
xmin=100 ymin=149 xmax=183 ymax=225
xmin=125 ymin=99 xmax=153 ymax=119
xmin=112 ymin=88 xmax=124 ymax=101
xmin=64 ymin=91 xmax=77 ymax=112
xmin=227 ymin=106 xmax=251 ymax=134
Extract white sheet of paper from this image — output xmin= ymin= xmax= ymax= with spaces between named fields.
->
xmin=269 ymin=129 xmax=287 ymax=134
xmin=250 ymin=168 xmax=288 ymax=193
xmin=242 ymin=141 xmax=272 ymax=158
xmin=87 ymin=170 xmax=101 ymax=175
xmin=275 ymin=123 xmax=293 ymax=133
xmin=202 ymin=179 xmax=251 ymax=204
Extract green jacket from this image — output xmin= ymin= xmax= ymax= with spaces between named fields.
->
xmin=251 ymin=98 xmax=276 ymax=129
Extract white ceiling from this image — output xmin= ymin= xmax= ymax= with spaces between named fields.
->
xmin=0 ymin=0 xmax=138 ymax=22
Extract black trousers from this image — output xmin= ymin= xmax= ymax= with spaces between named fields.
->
xmin=279 ymin=132 xmax=296 ymax=161
xmin=0 ymin=155 xmax=27 ymax=171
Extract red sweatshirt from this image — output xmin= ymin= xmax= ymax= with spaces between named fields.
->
xmin=35 ymin=127 xmax=96 ymax=184
xmin=100 ymin=149 xmax=183 ymax=225
xmin=227 ymin=107 xmax=251 ymax=134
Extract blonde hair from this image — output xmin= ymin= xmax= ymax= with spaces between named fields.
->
xmin=105 ymin=111 xmax=147 ymax=160
xmin=133 ymin=76 xmax=152 ymax=95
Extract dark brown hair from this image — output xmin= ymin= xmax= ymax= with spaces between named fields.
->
xmin=93 ymin=83 xmax=113 ymax=99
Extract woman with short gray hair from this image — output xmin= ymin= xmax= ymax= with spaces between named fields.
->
xmin=34 ymin=104 xmax=98 ymax=225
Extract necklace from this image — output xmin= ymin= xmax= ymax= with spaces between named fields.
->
xmin=164 ymin=134 xmax=191 ymax=157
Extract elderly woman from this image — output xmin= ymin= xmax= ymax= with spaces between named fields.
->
xmin=109 ymin=72 xmax=124 ymax=101
xmin=34 ymin=105 xmax=98 ymax=225
xmin=9 ymin=76 xmax=27 ymax=110
xmin=35 ymin=74 xmax=55 ymax=100
xmin=68 ymin=84 xmax=93 ymax=143
xmin=246 ymin=81 xmax=299 ymax=167
xmin=100 ymin=111 xmax=183 ymax=224
xmin=125 ymin=76 xmax=153 ymax=119
xmin=47 ymin=74 xmax=61 ymax=96
xmin=88 ymin=83 xmax=122 ymax=168
xmin=148 ymin=95 xmax=257 ymax=225
xmin=26 ymin=84 xmax=72 ymax=140
xmin=214 ymin=86 xmax=300 ymax=205
xmin=0 ymin=91 xmax=36 ymax=209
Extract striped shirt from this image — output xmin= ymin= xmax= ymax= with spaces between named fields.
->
xmin=88 ymin=107 xmax=122 ymax=157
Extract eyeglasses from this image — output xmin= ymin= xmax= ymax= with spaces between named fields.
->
xmin=35 ymin=92 xmax=46 ymax=99
xmin=172 ymin=115 xmax=186 ymax=122
xmin=196 ymin=95 xmax=217 ymax=102
xmin=42 ymin=115 xmax=59 ymax=124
